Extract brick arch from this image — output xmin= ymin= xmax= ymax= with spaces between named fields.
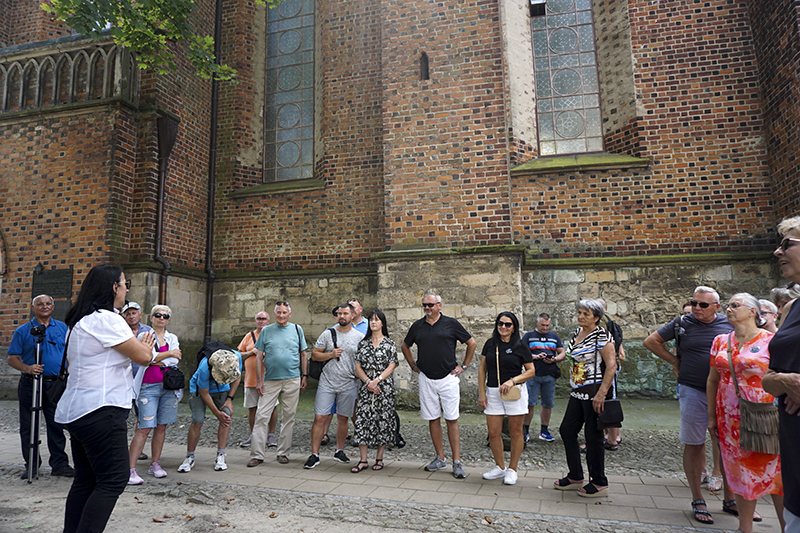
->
xmin=22 ymin=59 xmax=38 ymax=109
xmin=4 ymin=62 xmax=22 ymax=111
xmin=39 ymin=57 xmax=56 ymax=107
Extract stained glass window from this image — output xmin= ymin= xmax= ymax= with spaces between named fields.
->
xmin=264 ymin=0 xmax=314 ymax=182
xmin=532 ymin=0 xmax=603 ymax=156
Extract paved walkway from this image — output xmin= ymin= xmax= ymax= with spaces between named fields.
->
xmin=0 ymin=426 xmax=783 ymax=532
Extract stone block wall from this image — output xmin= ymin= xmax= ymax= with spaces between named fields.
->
xmin=523 ymin=257 xmax=778 ymax=398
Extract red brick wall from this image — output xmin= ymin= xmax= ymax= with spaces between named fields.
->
xmin=746 ymin=0 xmax=800 ymax=221
xmin=3 ymin=0 xmax=71 ymax=46
xmin=210 ymin=0 xmax=385 ymax=273
xmin=381 ymin=0 xmax=511 ymax=249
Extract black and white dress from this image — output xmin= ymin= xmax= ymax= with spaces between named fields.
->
xmin=353 ymin=337 xmax=398 ymax=446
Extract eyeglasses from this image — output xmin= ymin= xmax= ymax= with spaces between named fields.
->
xmin=777 ymin=238 xmax=800 ymax=252
xmin=422 ymin=302 xmax=437 ymax=308
xmin=497 ymin=321 xmax=514 ymax=328
xmin=723 ymin=302 xmax=747 ymax=311
xmin=118 ymin=280 xmax=131 ymax=290
xmin=759 ymin=311 xmax=774 ymax=316
xmin=690 ymin=300 xmax=716 ymax=309
xmin=275 ymin=301 xmax=290 ymax=307
xmin=256 ymin=317 xmax=268 ymax=321
xmin=152 ymin=313 xmax=170 ymax=319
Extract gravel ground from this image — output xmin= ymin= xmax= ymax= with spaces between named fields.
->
xmin=0 ymin=402 xmax=692 ymax=479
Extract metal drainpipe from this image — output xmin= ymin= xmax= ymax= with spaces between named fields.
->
xmin=156 ymin=116 xmax=179 ymax=305
xmin=204 ymin=0 xmax=223 ymax=343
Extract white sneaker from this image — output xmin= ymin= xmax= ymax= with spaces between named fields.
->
xmin=503 ymin=468 xmax=518 ymax=485
xmin=214 ymin=453 xmax=227 ymax=471
xmin=177 ymin=456 xmax=195 ymax=473
xmin=482 ymin=465 xmax=506 ymax=480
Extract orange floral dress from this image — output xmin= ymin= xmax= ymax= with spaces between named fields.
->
xmin=710 ymin=330 xmax=782 ymax=500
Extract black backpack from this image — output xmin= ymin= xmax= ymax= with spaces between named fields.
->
xmin=309 ymin=327 xmax=336 ymax=380
xmin=196 ymin=340 xmax=233 ymax=371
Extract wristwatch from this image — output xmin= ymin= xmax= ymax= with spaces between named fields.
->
xmin=227 ymin=395 xmax=235 ymax=401
xmin=460 ymin=364 xmax=468 ymax=370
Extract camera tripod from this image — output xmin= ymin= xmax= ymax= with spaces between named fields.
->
xmin=27 ymin=325 xmax=46 ymax=483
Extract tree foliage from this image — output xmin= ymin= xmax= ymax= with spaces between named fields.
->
xmin=42 ymin=0 xmax=278 ymax=81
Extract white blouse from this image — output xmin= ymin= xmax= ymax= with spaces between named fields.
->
xmin=54 ymin=309 xmax=135 ymax=424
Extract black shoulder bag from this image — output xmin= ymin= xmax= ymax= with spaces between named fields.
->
xmin=309 ymin=327 xmax=335 ymax=380
xmin=594 ymin=331 xmax=623 ymax=429
xmin=46 ymin=330 xmax=71 ymax=404
xmin=158 ymin=339 xmax=185 ymax=391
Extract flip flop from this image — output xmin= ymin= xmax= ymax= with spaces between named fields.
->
xmin=692 ymin=499 xmax=714 ymax=524
xmin=350 ymin=461 xmax=369 ymax=473
xmin=372 ymin=459 xmax=384 ymax=471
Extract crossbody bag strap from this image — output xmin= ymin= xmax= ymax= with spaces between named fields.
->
xmin=58 ymin=329 xmax=72 ymax=377
xmin=496 ymin=341 xmax=501 ymax=388
xmin=726 ymin=332 xmax=743 ymax=400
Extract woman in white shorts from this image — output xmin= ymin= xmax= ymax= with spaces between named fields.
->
xmin=478 ymin=312 xmax=535 ymax=485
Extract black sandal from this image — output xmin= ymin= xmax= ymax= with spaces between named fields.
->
xmin=692 ymin=499 xmax=714 ymax=525
xmin=320 ymin=434 xmax=330 ymax=446
xmin=554 ymin=476 xmax=583 ymax=490
xmin=722 ymin=499 xmax=762 ymax=522
xmin=350 ymin=461 xmax=369 ymax=473
xmin=372 ymin=459 xmax=384 ymax=471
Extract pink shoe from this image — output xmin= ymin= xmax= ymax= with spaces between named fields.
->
xmin=148 ymin=462 xmax=167 ymax=478
xmin=128 ymin=468 xmax=143 ymax=485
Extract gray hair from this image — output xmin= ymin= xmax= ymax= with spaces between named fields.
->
xmin=771 ymin=286 xmax=800 ymax=307
xmin=778 ymin=216 xmax=800 ymax=237
xmin=694 ymin=286 xmax=720 ymax=303
xmin=578 ymin=299 xmax=605 ymax=323
xmin=758 ymin=299 xmax=778 ymax=315
xmin=423 ymin=291 xmax=442 ymax=304
xmin=31 ymin=294 xmax=54 ymax=306
xmin=730 ymin=293 xmax=765 ymax=327
xmin=150 ymin=304 xmax=172 ymax=316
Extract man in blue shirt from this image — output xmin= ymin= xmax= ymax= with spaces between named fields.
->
xmin=521 ymin=313 xmax=565 ymax=442
xmin=7 ymin=294 xmax=73 ymax=479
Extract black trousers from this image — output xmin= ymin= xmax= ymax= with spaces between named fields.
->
xmin=18 ymin=375 xmax=69 ymax=471
xmin=559 ymin=395 xmax=608 ymax=487
xmin=63 ymin=406 xmax=130 ymax=533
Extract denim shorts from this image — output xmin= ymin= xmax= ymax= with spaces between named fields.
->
xmin=136 ymin=382 xmax=179 ymax=429
xmin=526 ymin=375 xmax=556 ymax=408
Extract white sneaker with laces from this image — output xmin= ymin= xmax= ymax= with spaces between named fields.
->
xmin=215 ymin=453 xmax=227 ymax=471
xmin=503 ymin=468 xmax=518 ymax=485
xmin=177 ymin=456 xmax=195 ymax=473
xmin=482 ymin=465 xmax=506 ymax=480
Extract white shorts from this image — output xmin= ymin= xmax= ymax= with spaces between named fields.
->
xmin=483 ymin=386 xmax=529 ymax=416
xmin=419 ymin=372 xmax=460 ymax=421
xmin=244 ymin=387 xmax=279 ymax=410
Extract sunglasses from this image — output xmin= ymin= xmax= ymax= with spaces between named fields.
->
xmin=777 ymin=238 xmax=800 ymax=252
xmin=276 ymin=301 xmax=290 ymax=306
xmin=255 ymin=317 xmax=269 ymax=320
xmin=497 ymin=321 xmax=514 ymax=328
xmin=690 ymin=300 xmax=716 ymax=309
xmin=152 ymin=313 xmax=170 ymax=319
xmin=118 ymin=280 xmax=131 ymax=290
xmin=422 ymin=302 xmax=437 ymax=308
xmin=723 ymin=302 xmax=748 ymax=311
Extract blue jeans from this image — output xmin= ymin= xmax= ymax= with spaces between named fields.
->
xmin=526 ymin=374 xmax=556 ymax=408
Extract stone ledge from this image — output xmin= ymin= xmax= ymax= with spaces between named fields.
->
xmin=524 ymin=251 xmax=774 ymax=268
xmin=0 ymin=96 xmax=138 ymax=121
xmin=228 ymin=178 xmax=326 ymax=198
xmin=372 ymin=244 xmax=526 ymax=261
xmin=511 ymin=152 xmax=650 ymax=175
xmin=120 ymin=262 xmax=208 ymax=280
xmin=214 ymin=266 xmax=376 ymax=280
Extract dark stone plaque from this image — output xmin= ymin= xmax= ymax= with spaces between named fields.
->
xmin=31 ymin=263 xmax=73 ymax=322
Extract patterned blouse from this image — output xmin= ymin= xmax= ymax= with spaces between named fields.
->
xmin=566 ymin=326 xmax=614 ymax=400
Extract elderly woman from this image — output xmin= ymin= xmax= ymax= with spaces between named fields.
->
xmin=478 ymin=312 xmax=534 ymax=485
xmin=759 ymin=300 xmax=779 ymax=334
xmin=128 ymin=305 xmax=182 ymax=484
xmin=763 ymin=215 xmax=800 ymax=531
xmin=554 ymin=299 xmax=617 ymax=497
xmin=54 ymin=265 xmax=155 ymax=532
xmin=707 ymin=293 xmax=783 ymax=533
xmin=351 ymin=309 xmax=397 ymax=473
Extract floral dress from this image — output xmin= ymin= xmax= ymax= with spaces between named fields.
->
xmin=711 ymin=330 xmax=782 ymax=499
xmin=353 ymin=336 xmax=398 ymax=447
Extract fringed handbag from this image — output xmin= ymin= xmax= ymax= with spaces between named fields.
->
xmin=726 ymin=333 xmax=780 ymax=455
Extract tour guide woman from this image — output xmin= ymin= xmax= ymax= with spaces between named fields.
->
xmin=554 ymin=298 xmax=617 ymax=497
xmin=763 ymin=215 xmax=800 ymax=530
xmin=55 ymin=265 xmax=155 ymax=533
xmin=478 ymin=311 xmax=535 ymax=486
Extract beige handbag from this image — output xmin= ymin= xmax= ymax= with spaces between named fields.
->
xmin=497 ymin=344 xmax=521 ymax=401
xmin=726 ymin=333 xmax=779 ymax=455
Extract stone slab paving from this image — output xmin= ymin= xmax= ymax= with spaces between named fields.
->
xmin=0 ymin=429 xmax=784 ymax=532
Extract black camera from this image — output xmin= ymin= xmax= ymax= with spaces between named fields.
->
xmin=30 ymin=324 xmax=46 ymax=338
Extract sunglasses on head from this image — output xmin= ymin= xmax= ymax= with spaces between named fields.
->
xmin=690 ymin=300 xmax=716 ymax=309
xmin=276 ymin=301 xmax=290 ymax=306
xmin=152 ymin=312 xmax=170 ymax=319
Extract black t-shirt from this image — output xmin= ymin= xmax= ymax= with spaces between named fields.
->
xmin=656 ymin=313 xmax=733 ymax=392
xmin=403 ymin=314 xmax=472 ymax=380
xmin=768 ymin=300 xmax=800 ymax=516
xmin=480 ymin=337 xmax=533 ymax=387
